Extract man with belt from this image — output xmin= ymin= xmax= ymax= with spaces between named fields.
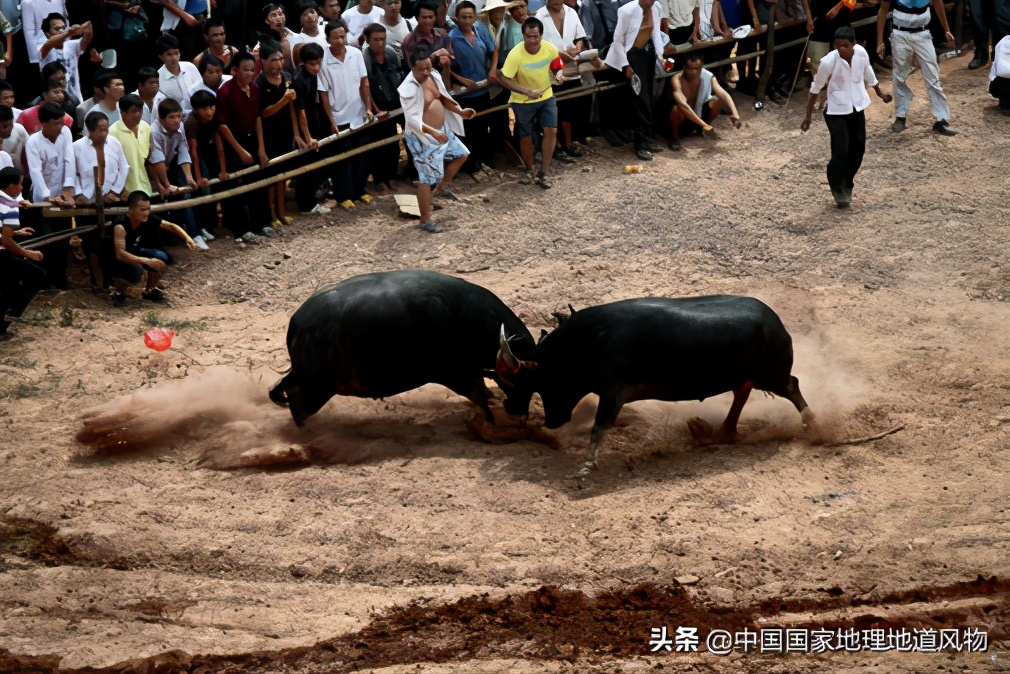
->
xmin=603 ymin=0 xmax=676 ymax=161
xmin=876 ymin=0 xmax=957 ymax=135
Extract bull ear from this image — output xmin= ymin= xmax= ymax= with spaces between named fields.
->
xmin=498 ymin=324 xmax=519 ymax=370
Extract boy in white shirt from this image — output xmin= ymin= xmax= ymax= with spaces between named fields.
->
xmin=801 ymin=26 xmax=892 ymax=208
xmin=38 ymin=14 xmax=91 ymax=104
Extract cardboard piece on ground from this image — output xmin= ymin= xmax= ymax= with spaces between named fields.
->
xmin=394 ymin=194 xmax=421 ymax=219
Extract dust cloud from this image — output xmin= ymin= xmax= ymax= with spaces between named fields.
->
xmin=75 ymin=331 xmax=872 ymax=472
xmin=75 ymin=367 xmax=441 ymax=469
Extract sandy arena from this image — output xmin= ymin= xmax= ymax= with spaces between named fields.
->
xmin=2 ymin=56 xmax=1009 ymax=672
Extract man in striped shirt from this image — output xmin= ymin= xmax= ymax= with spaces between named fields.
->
xmin=876 ymin=0 xmax=957 ymax=135
xmin=0 ymin=167 xmax=46 ymax=337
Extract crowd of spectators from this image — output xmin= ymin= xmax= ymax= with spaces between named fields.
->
xmin=0 ymin=0 xmax=1005 ymax=337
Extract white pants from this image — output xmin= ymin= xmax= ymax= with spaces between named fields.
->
xmin=891 ymin=28 xmax=951 ymax=121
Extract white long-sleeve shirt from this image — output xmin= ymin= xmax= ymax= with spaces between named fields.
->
xmin=603 ymin=0 xmax=665 ymax=71
xmin=152 ymin=0 xmax=185 ymax=32
xmin=992 ymin=35 xmax=1010 ymax=82
xmin=809 ymin=45 xmax=877 ymax=115
xmin=25 ymin=126 xmax=76 ymax=202
xmin=21 ymin=0 xmax=67 ymax=64
xmin=397 ymin=71 xmax=465 ymax=145
xmin=158 ymin=62 xmax=202 ymax=118
xmin=535 ymin=5 xmax=588 ymax=52
xmin=73 ymin=135 xmax=130 ymax=200
xmin=1 ymin=122 xmax=29 ymax=168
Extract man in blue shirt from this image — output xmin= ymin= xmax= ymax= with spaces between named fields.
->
xmin=449 ymin=0 xmax=497 ymax=172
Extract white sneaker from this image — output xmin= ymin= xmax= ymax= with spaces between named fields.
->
xmin=200 ymin=228 xmax=215 ymax=241
xmin=238 ymin=232 xmax=261 ymax=244
xmin=193 ymin=235 xmax=209 ymax=251
xmin=259 ymin=227 xmax=274 ymax=237
xmin=300 ymin=203 xmax=331 ymax=215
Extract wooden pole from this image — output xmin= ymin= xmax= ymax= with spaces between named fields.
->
xmin=94 ymin=166 xmax=106 ymax=238
xmin=755 ymin=4 xmax=778 ymax=107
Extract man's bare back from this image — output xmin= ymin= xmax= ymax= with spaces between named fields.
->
xmin=422 ymin=77 xmax=446 ymax=130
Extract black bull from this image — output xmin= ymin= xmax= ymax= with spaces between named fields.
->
xmin=496 ymin=295 xmax=814 ymax=475
xmin=269 ymin=270 xmax=536 ymax=426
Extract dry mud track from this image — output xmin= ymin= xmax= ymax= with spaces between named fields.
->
xmin=1 ymin=514 xmax=1007 ymax=674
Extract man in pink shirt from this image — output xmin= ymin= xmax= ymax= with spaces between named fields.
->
xmin=16 ymin=76 xmax=73 ymax=133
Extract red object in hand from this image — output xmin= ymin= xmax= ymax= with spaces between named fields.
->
xmin=550 ymin=56 xmax=565 ymax=72
xmin=842 ymin=0 xmax=857 ymax=9
xmin=144 ymin=328 xmax=175 ymax=352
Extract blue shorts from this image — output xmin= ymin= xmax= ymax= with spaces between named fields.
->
xmin=512 ymin=97 xmax=558 ymax=138
xmin=405 ymin=125 xmax=470 ymax=187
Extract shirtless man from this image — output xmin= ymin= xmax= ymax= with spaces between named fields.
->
xmin=668 ymin=52 xmax=741 ymax=150
xmin=397 ymin=44 xmax=475 ymax=233
xmin=194 ymin=18 xmax=239 ymax=73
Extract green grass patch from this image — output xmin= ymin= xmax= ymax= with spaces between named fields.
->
xmin=1 ymin=382 xmax=42 ymax=399
xmin=140 ymin=312 xmax=206 ymax=333
xmin=17 ymin=310 xmax=54 ymax=326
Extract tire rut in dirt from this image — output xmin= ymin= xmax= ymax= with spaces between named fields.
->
xmin=3 ymin=577 xmax=1006 ymax=673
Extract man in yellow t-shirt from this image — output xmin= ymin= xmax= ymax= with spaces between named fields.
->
xmin=109 ymin=95 xmax=155 ymax=196
xmin=498 ymin=16 xmax=563 ymax=189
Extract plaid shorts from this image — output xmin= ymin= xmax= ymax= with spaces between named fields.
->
xmin=405 ymin=125 xmax=469 ymax=186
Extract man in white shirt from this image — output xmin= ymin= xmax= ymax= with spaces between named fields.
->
xmin=317 ymin=20 xmax=376 ymax=209
xmin=157 ymin=34 xmax=202 ymax=118
xmin=344 ymin=0 xmax=385 ymax=45
xmin=801 ymin=27 xmax=892 ymax=208
xmin=38 ymin=15 xmax=89 ymax=104
xmin=603 ymin=0 xmax=675 ymax=160
xmin=379 ymin=0 xmax=417 ymax=51
xmin=25 ymin=102 xmax=75 ymax=205
xmin=134 ymin=67 xmax=169 ymax=125
xmin=73 ymin=110 xmax=130 ymax=203
xmin=990 ymin=34 xmax=1010 ymax=110
xmin=21 ymin=0 xmax=66 ymax=65
xmin=659 ymin=0 xmax=698 ymax=44
xmin=0 ymin=106 xmax=28 ymax=168
xmin=535 ymin=0 xmax=587 ymax=158
xmin=192 ymin=55 xmax=232 ymax=97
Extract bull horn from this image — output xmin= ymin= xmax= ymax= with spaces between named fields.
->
xmin=498 ymin=324 xmax=519 ymax=369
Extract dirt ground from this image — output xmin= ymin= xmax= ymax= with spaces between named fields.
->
xmin=2 ymin=55 xmax=1010 ymax=673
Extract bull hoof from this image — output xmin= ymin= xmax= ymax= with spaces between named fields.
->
xmin=572 ymin=460 xmax=597 ymax=478
xmin=268 ymin=385 xmax=289 ymax=407
xmin=687 ymin=417 xmax=738 ymax=445
xmin=801 ymin=408 xmax=816 ymax=430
